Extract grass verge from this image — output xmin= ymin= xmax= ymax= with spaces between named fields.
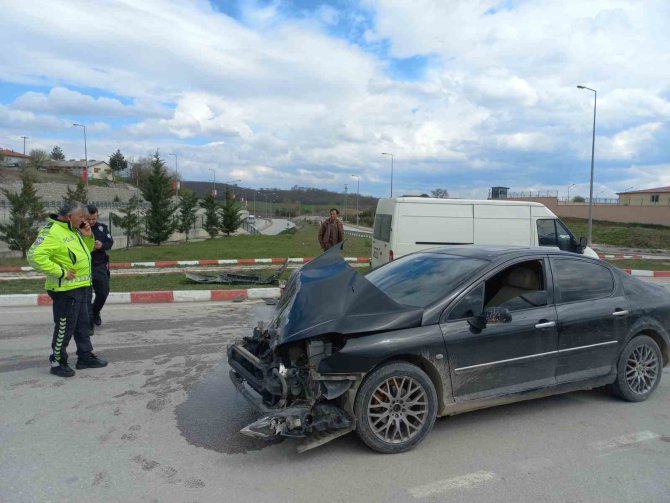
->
xmin=0 ymin=223 xmax=372 ymax=267
xmin=563 ymin=218 xmax=670 ymax=250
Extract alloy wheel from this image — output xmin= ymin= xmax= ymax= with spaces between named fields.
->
xmin=625 ymin=343 xmax=659 ymax=395
xmin=367 ymin=376 xmax=429 ymax=444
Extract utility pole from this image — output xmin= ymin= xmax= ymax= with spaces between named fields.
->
xmin=343 ymin=184 xmax=348 ymax=223
xmin=20 ymin=136 xmax=29 ymax=155
xmin=73 ymin=123 xmax=88 ymax=187
xmin=351 ymin=174 xmax=360 ymax=226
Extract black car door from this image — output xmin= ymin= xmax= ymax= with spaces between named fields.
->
xmin=550 ymin=257 xmax=631 ymax=383
xmin=440 ymin=257 xmax=559 ymax=401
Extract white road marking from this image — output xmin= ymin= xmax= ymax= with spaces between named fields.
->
xmin=408 ymin=470 xmax=500 ymax=499
xmin=590 ymin=431 xmax=660 ymax=452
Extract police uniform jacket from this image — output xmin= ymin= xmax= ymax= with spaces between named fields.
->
xmin=91 ymin=221 xmax=114 ymax=266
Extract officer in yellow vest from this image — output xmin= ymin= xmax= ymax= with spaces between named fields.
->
xmin=28 ymin=201 xmax=108 ymax=377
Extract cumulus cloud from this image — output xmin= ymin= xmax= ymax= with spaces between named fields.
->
xmin=0 ymin=0 xmax=668 ymax=197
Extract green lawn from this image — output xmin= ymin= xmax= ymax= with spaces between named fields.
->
xmin=0 ymin=223 xmax=372 ymax=267
xmin=563 ymin=218 xmax=670 ymax=250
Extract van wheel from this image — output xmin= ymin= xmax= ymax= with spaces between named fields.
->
xmin=354 ymin=362 xmax=437 ymax=454
xmin=612 ymin=335 xmax=662 ymax=402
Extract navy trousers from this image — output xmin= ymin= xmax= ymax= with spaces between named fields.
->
xmin=88 ymin=263 xmax=110 ymax=321
xmin=48 ymin=288 xmax=93 ymax=364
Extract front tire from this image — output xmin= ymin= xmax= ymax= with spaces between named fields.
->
xmin=354 ymin=362 xmax=437 ymax=454
xmin=612 ymin=335 xmax=662 ymax=402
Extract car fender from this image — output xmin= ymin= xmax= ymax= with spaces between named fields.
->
xmin=624 ymin=315 xmax=670 ymax=366
xmin=318 ymin=325 xmax=454 ymax=413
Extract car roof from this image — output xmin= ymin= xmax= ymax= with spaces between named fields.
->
xmin=418 ymin=245 xmax=583 ymax=261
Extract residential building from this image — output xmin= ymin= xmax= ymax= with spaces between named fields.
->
xmin=617 ymin=186 xmax=670 ymax=206
xmin=0 ymin=149 xmax=30 ymax=167
xmin=47 ymin=160 xmax=113 ymax=180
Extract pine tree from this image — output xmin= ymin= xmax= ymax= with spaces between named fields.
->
xmin=64 ymin=179 xmax=88 ymax=204
xmin=177 ymin=189 xmax=199 ymax=242
xmin=0 ymin=168 xmax=47 ymax=258
xmin=220 ymin=187 xmax=242 ymax=236
xmin=111 ymin=195 xmax=143 ymax=249
xmin=109 ymin=149 xmax=128 ymax=178
xmin=199 ymin=193 xmax=220 ymax=238
xmin=141 ymin=151 xmax=177 ymax=245
xmin=50 ymin=146 xmax=65 ymax=160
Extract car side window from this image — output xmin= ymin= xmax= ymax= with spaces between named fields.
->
xmin=447 ymin=284 xmax=484 ymax=321
xmin=537 ymin=219 xmax=557 ymax=247
xmin=555 ymin=220 xmax=576 ymax=252
xmin=484 ymin=259 xmax=547 ymax=312
xmin=551 ymin=259 xmax=614 ymax=303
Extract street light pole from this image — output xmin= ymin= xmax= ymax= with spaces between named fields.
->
xmin=208 ymin=168 xmax=215 ymax=197
xmin=381 ymin=153 xmax=394 ymax=197
xmin=577 ymin=85 xmax=597 ymax=245
xmin=73 ymin=123 xmax=88 ymax=187
xmin=343 ymin=183 xmax=348 ymax=223
xmin=567 ymin=183 xmax=576 ymax=202
xmin=168 ymin=153 xmax=179 ymax=192
xmin=351 ymin=174 xmax=360 ymax=226
xmin=20 ymin=136 xmax=29 ymax=155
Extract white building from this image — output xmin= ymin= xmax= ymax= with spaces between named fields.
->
xmin=0 ymin=149 xmax=30 ymax=167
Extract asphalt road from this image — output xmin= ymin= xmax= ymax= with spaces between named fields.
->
xmin=1 ymin=302 xmax=669 ymax=502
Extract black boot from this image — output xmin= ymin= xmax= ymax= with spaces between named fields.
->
xmin=76 ymin=353 xmax=108 ymax=369
xmin=50 ymin=356 xmax=75 ymax=377
xmin=93 ymin=313 xmax=102 ymax=326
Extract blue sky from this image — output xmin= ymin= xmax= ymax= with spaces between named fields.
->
xmin=1 ymin=0 xmax=669 ymax=199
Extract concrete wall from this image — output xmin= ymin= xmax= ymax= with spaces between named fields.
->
xmin=510 ymin=196 xmax=670 ymax=226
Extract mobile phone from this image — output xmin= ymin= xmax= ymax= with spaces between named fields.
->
xmin=79 ymin=222 xmax=87 ymax=229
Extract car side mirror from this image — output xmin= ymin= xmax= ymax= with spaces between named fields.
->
xmin=467 ymin=307 xmax=512 ymax=332
xmin=578 ymin=236 xmax=587 ymax=253
xmin=485 ymin=307 xmax=512 ymax=324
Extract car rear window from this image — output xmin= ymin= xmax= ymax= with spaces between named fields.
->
xmin=365 ymin=253 xmax=488 ymax=307
xmin=373 ymin=214 xmax=392 ymax=242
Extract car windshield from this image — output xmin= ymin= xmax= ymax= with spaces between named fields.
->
xmin=365 ymin=253 xmax=489 ymax=308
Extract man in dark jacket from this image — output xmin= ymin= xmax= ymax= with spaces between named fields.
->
xmin=86 ymin=205 xmax=113 ymax=329
xmin=318 ymin=208 xmax=344 ymax=251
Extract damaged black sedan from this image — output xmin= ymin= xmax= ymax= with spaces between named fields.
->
xmin=227 ymin=244 xmax=669 ymax=453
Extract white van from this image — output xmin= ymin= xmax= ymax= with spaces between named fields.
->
xmin=371 ymin=197 xmax=597 ymax=267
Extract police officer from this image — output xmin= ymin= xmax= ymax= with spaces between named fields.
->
xmin=86 ymin=204 xmax=113 ymax=329
xmin=28 ymin=200 xmax=108 ymax=377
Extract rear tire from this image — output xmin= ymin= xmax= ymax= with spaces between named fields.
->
xmin=354 ymin=361 xmax=437 ymax=454
xmin=612 ymin=335 xmax=662 ymax=402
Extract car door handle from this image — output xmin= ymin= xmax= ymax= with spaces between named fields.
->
xmin=612 ymin=310 xmax=629 ymax=317
xmin=535 ymin=321 xmax=556 ymax=329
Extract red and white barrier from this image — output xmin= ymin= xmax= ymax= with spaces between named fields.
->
xmin=0 ymin=287 xmax=282 ymax=307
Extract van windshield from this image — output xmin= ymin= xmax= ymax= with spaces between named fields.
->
xmin=365 ymin=253 xmax=489 ymax=307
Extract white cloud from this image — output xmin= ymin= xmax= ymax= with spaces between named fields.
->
xmin=0 ymin=0 xmax=668 ymax=197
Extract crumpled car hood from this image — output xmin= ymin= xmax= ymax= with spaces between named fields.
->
xmin=269 ymin=243 xmax=424 ymax=347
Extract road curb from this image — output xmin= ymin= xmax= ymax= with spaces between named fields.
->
xmin=0 ymin=287 xmax=282 ymax=307
xmin=0 ymin=256 xmax=371 ymax=273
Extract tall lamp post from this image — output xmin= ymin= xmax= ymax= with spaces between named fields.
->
xmin=73 ymin=123 xmax=88 ymax=187
xmin=208 ymin=168 xmax=216 ymax=197
xmin=577 ymin=85 xmax=596 ymax=245
xmin=20 ymin=136 xmax=29 ymax=155
xmin=567 ymin=183 xmax=576 ymax=202
xmin=168 ymin=153 xmax=179 ymax=192
xmin=381 ymin=152 xmax=394 ymax=197
xmin=351 ymin=174 xmax=360 ymax=226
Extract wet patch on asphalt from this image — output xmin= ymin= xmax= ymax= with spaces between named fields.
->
xmin=175 ymin=361 xmax=279 ymax=454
